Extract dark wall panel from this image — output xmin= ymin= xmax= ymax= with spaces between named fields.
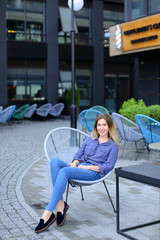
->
xmin=59 ymin=45 xmax=93 ymax=61
xmin=7 ymin=41 xmax=47 ymax=59
xmin=46 ymin=0 xmax=59 ymax=104
xmin=0 ymin=1 xmax=8 ymax=106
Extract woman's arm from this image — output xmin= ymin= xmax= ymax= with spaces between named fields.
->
xmin=78 ymin=164 xmax=100 ymax=172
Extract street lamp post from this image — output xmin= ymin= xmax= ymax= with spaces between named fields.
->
xmin=68 ymin=0 xmax=84 ymax=128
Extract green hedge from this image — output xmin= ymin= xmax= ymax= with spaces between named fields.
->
xmin=118 ymin=98 xmax=160 ymax=122
xmin=147 ymin=105 xmax=160 ymax=122
xmin=66 ymin=88 xmax=80 ymax=107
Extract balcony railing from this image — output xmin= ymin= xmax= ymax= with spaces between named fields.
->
xmin=7 ymin=31 xmax=46 ymax=43
xmin=58 ymin=35 xmax=92 ymax=46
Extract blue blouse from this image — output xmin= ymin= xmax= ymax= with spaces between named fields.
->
xmin=73 ymin=137 xmax=118 ymax=176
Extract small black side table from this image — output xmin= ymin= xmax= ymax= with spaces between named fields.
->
xmin=115 ymin=163 xmax=160 ymax=240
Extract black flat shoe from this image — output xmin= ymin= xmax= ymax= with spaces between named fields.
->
xmin=57 ymin=201 xmax=69 ymax=227
xmin=35 ymin=213 xmax=56 ymax=233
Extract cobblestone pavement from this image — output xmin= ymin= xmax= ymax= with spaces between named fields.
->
xmin=0 ymin=119 xmax=160 ymax=240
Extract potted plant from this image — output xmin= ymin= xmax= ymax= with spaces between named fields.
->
xmin=66 ymin=88 xmax=80 ymax=117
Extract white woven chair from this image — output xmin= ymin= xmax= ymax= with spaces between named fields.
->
xmin=49 ymin=103 xmax=64 ymax=117
xmin=44 ymin=127 xmax=116 ymax=212
xmin=111 ymin=113 xmax=145 ymax=158
xmin=36 ymin=103 xmax=52 ymax=118
xmin=24 ymin=103 xmax=37 ymax=119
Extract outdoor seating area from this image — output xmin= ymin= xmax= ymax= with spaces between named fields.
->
xmin=0 ymin=109 xmax=159 ymax=240
xmin=0 ymin=102 xmax=65 ymax=125
xmin=1 ymin=103 xmax=160 ymax=159
xmin=77 ymin=108 xmax=160 ymax=160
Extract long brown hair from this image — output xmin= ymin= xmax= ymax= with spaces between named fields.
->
xmin=91 ymin=113 xmax=119 ymax=146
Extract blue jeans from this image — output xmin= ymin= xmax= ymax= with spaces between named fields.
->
xmin=46 ymin=158 xmax=101 ymax=212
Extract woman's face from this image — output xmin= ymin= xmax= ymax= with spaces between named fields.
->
xmin=96 ymin=118 xmax=109 ymax=137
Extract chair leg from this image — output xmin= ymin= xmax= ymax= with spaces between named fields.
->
xmin=66 ymin=183 xmax=84 ymax=202
xmin=121 ymin=141 xmax=126 ymax=158
xmin=135 ymin=140 xmax=148 ymax=161
xmin=135 ymin=142 xmax=138 ymax=152
xmin=66 ymin=182 xmax=70 ymax=203
xmin=103 ymin=181 xmax=116 ymax=213
xmin=80 ymin=186 xmax=84 ymax=201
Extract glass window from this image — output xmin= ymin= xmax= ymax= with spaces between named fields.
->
xmin=6 ymin=0 xmax=45 ymax=42
xmin=27 ymin=61 xmax=45 ymax=101
xmin=7 ymin=0 xmax=24 ymax=10
xmin=76 ymin=69 xmax=91 ymax=106
xmin=105 ymin=74 xmax=116 ymax=113
xmin=103 ymin=10 xmax=124 ymax=29
xmin=103 ymin=9 xmax=124 ymax=47
xmin=58 ymin=7 xmax=91 ymax=45
xmin=75 ymin=8 xmax=91 ymax=45
xmin=59 ymin=69 xmax=91 ymax=107
xmin=131 ymin=0 xmax=145 ymax=20
xmin=118 ymin=75 xmax=130 ymax=109
xmin=26 ymin=0 xmax=44 ymax=42
xmin=8 ymin=59 xmax=46 ymax=101
xmin=148 ymin=0 xmax=160 ymax=14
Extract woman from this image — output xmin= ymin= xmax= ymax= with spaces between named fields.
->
xmin=35 ymin=113 xmax=118 ymax=233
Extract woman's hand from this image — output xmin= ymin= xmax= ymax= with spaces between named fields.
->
xmin=69 ymin=159 xmax=80 ymax=167
xmin=77 ymin=165 xmax=89 ymax=170
xmin=69 ymin=162 xmax=77 ymax=167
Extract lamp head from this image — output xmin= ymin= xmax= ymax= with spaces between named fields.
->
xmin=68 ymin=0 xmax=84 ymax=11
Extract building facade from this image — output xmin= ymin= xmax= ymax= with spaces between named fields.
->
xmin=110 ymin=0 xmax=160 ymax=106
xmin=0 ymin=0 xmax=144 ymax=113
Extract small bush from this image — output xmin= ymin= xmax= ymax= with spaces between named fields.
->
xmin=119 ymin=98 xmax=137 ymax=111
xmin=147 ymin=105 xmax=160 ymax=122
xmin=119 ymin=98 xmax=160 ymax=123
xmin=66 ymin=88 xmax=80 ymax=107
xmin=119 ymin=105 xmax=149 ymax=123
xmin=119 ymin=98 xmax=149 ymax=122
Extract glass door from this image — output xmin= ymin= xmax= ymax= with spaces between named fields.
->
xmin=104 ymin=74 xmax=116 ymax=113
xmin=117 ymin=75 xmax=130 ymax=110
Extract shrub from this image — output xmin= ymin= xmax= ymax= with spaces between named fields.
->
xmin=147 ymin=105 xmax=160 ymax=122
xmin=119 ymin=98 xmax=160 ymax=122
xmin=119 ymin=98 xmax=149 ymax=122
xmin=119 ymin=98 xmax=137 ymax=110
xmin=75 ymin=88 xmax=80 ymax=107
xmin=119 ymin=105 xmax=149 ymax=123
xmin=66 ymin=88 xmax=80 ymax=107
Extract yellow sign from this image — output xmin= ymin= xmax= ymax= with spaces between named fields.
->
xmin=121 ymin=14 xmax=160 ymax=51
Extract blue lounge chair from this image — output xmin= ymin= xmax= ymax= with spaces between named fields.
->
xmin=49 ymin=103 xmax=64 ymax=117
xmin=24 ymin=104 xmax=37 ymax=119
xmin=0 ymin=105 xmax=16 ymax=124
xmin=90 ymin=105 xmax=109 ymax=115
xmin=79 ymin=109 xmax=101 ymax=132
xmin=36 ymin=103 xmax=52 ymax=118
xmin=135 ymin=114 xmax=160 ymax=145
